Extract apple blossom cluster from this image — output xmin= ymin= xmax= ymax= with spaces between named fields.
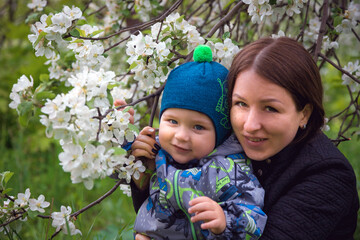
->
xmin=342 ymin=60 xmax=360 ymax=93
xmin=126 ymin=12 xmax=239 ymax=90
xmin=67 ymin=24 xmax=106 ymax=68
xmin=51 ymin=206 xmax=81 ymax=236
xmin=207 ymin=38 xmax=240 ymax=69
xmin=242 ymin=0 xmax=308 ymax=24
xmin=243 ymin=0 xmax=273 ymax=24
xmin=8 ymin=75 xmax=34 ymax=111
xmin=39 ymin=67 xmax=142 ymax=190
xmin=126 ymin=12 xmax=205 ymax=90
xmin=0 ymin=188 xmax=50 ymax=233
xmin=304 ymin=17 xmax=339 ymax=52
xmin=335 ymin=2 xmax=360 ymax=34
xmin=28 ymin=5 xmax=83 ymax=60
xmin=27 ymin=0 xmax=47 ymax=12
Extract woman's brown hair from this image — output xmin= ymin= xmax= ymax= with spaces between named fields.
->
xmin=227 ymin=37 xmax=324 ymax=144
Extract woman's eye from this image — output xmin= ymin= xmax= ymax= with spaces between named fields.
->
xmin=194 ymin=125 xmax=204 ymax=130
xmin=265 ymin=106 xmax=278 ymax=112
xmin=236 ymin=101 xmax=247 ymax=107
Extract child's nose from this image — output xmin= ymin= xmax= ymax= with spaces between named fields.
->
xmin=174 ymin=127 xmax=190 ymax=142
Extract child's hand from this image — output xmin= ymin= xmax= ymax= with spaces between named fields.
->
xmin=131 ymin=126 xmax=159 ymax=163
xmin=135 ymin=233 xmax=151 ymax=240
xmin=188 ymin=196 xmax=226 ymax=235
xmin=113 ymin=99 xmax=134 ymax=124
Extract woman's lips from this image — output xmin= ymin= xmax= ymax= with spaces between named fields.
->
xmin=244 ymin=136 xmax=267 ymax=146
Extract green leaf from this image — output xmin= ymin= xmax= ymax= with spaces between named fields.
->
xmin=90 ymin=29 xmax=104 ymax=37
xmin=79 ymin=29 xmax=86 ymax=37
xmin=206 ymin=37 xmax=222 ymax=43
xmin=27 ymin=210 xmax=38 ymax=219
xmin=176 ymin=15 xmax=185 ymax=23
xmin=128 ymin=62 xmax=138 ymax=71
xmin=169 ymin=62 xmax=176 ymax=69
xmin=171 ymin=39 xmax=181 ymax=46
xmin=34 ymin=31 xmax=47 ymax=47
xmin=333 ymin=16 xmax=343 ymax=27
xmin=70 ymin=28 xmax=80 ymax=38
xmin=3 ymin=172 xmax=14 ymax=185
xmin=111 ymin=147 xmax=127 ymax=155
xmin=121 ymin=106 xmax=131 ymax=113
xmin=18 ymin=101 xmax=33 ymax=127
xmin=46 ymin=15 xmax=52 ymax=26
xmin=35 ymin=91 xmax=56 ymax=101
xmin=18 ymin=101 xmax=33 ymax=116
xmin=19 ymin=113 xmax=31 ymax=127
xmin=76 ymin=19 xmax=87 ymax=25
xmin=128 ymin=123 xmax=139 ymax=135
xmin=71 ymin=39 xmax=84 ymax=44
xmin=39 ymin=74 xmax=50 ymax=83
xmin=222 ymin=32 xmax=230 ymax=39
xmin=121 ymin=9 xmax=131 ymax=17
xmin=2 ymin=188 xmax=13 ymax=195
xmin=162 ymin=66 xmax=169 ymax=76
xmin=25 ymin=13 xmax=40 ymax=24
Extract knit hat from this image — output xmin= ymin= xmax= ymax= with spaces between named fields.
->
xmin=160 ymin=45 xmax=231 ymax=147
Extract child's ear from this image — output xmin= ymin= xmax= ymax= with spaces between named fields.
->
xmin=299 ymin=104 xmax=313 ymax=128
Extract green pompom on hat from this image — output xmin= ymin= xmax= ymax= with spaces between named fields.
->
xmin=160 ymin=45 xmax=231 ymax=147
xmin=193 ymin=45 xmax=213 ymax=62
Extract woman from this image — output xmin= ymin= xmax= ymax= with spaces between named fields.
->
xmin=130 ymin=37 xmax=359 ymax=239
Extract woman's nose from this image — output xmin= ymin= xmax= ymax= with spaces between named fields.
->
xmin=243 ymin=109 xmax=261 ymax=133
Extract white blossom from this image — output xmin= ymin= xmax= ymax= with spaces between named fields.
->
xmin=14 ymin=188 xmax=31 ymax=208
xmin=51 ymin=206 xmax=81 ymax=235
xmin=63 ymin=5 xmax=82 ymax=20
xmin=29 ymin=195 xmax=50 ymax=213
xmin=27 ymin=0 xmax=47 ymax=11
xmin=120 ymin=184 xmax=132 ymax=197
xmin=9 ymin=75 xmax=34 ymax=109
xmin=50 ymin=12 xmax=72 ymax=34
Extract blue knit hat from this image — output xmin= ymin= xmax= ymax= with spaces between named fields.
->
xmin=160 ymin=45 xmax=231 ymax=147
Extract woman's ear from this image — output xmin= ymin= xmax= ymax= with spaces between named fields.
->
xmin=300 ymin=104 xmax=313 ymax=128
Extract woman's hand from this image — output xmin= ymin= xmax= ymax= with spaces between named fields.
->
xmin=130 ymin=126 xmax=159 ymax=190
xmin=113 ymin=99 xmax=134 ymax=124
xmin=135 ymin=233 xmax=151 ymax=240
xmin=131 ymin=126 xmax=159 ymax=161
xmin=188 ymin=196 xmax=226 ymax=235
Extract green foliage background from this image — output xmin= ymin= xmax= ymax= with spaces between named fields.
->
xmin=0 ymin=0 xmax=359 ymax=239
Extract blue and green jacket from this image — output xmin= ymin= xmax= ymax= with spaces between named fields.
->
xmin=134 ymin=134 xmax=267 ymax=239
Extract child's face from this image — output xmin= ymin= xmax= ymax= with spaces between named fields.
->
xmin=159 ymin=108 xmax=216 ymax=164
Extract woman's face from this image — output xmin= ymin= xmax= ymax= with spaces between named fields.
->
xmin=230 ymin=69 xmax=311 ymax=161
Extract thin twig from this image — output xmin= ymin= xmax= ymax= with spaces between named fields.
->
xmin=313 ymin=0 xmax=329 ymax=62
xmin=206 ymin=1 xmax=244 ymax=38
xmin=318 ymin=53 xmax=360 ymax=84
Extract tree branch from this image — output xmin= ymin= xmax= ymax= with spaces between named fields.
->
xmin=206 ymin=1 xmax=244 ymax=38
xmin=313 ymin=0 xmax=329 ymax=62
xmin=318 ymin=53 xmax=360 ymax=84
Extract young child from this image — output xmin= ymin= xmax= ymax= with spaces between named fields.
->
xmin=132 ymin=45 xmax=267 ymax=239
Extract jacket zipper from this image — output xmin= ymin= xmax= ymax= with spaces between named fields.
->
xmin=174 ymin=169 xmax=197 ymax=240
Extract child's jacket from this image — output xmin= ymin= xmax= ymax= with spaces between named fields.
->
xmin=134 ymin=134 xmax=267 ymax=239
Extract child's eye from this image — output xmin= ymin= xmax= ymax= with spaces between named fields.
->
xmin=169 ymin=119 xmax=178 ymax=124
xmin=194 ymin=125 xmax=204 ymax=130
xmin=265 ymin=106 xmax=278 ymax=112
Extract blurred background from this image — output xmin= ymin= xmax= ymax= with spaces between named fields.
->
xmin=1 ymin=0 xmax=359 ymax=239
